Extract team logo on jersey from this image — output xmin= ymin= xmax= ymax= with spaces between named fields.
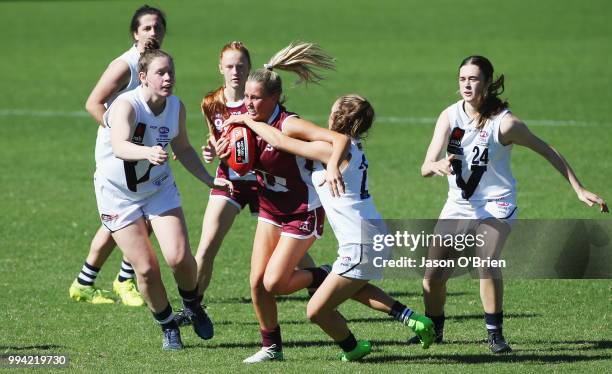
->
xmin=131 ymin=123 xmax=147 ymax=144
xmin=477 ymin=130 xmax=489 ymax=146
xmin=101 ymin=213 xmax=118 ymax=222
xmin=159 ymin=126 xmax=169 ymax=134
xmin=447 ymin=127 xmax=465 ymax=155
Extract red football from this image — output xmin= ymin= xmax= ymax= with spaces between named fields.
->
xmin=226 ymin=124 xmax=257 ymax=176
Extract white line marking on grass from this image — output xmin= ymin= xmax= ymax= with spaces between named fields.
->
xmin=0 ymin=109 xmax=606 ymax=127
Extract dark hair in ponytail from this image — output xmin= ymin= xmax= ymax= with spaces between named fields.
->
xmin=130 ymin=5 xmax=166 ymax=36
xmin=460 ymin=55 xmax=509 ymax=128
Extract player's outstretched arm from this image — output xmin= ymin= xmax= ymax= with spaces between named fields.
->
xmin=282 ymin=117 xmax=350 ymax=196
xmin=86 ymin=60 xmax=131 ymax=126
xmin=225 ymin=114 xmax=348 ymax=196
xmin=500 ymin=114 xmax=608 ymax=212
xmin=421 ymin=109 xmax=453 ymax=177
xmin=224 ymin=114 xmax=333 ymax=163
xmin=172 ymin=102 xmax=232 ymax=191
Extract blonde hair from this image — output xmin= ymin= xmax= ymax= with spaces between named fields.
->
xmin=248 ymin=41 xmax=335 ymax=97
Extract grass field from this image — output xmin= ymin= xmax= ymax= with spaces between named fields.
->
xmin=1 ymin=0 xmax=611 ymax=372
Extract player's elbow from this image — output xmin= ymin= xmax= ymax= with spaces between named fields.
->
xmin=421 ymin=163 xmax=432 ymax=177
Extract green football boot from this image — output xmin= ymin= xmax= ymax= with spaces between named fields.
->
xmin=407 ymin=313 xmax=435 ymax=349
xmin=340 ymin=340 xmax=372 ymax=362
xmin=69 ymin=279 xmax=115 ymax=304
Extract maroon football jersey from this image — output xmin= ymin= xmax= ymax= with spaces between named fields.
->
xmin=205 ymin=100 xmax=255 ymax=181
xmin=254 ymin=105 xmax=321 ymax=215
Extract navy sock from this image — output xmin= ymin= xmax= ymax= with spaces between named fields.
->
xmin=306 ymin=267 xmax=329 ymax=289
xmin=484 ymin=311 xmax=503 ymax=334
xmin=389 ymin=301 xmax=413 ymax=323
xmin=427 ymin=313 xmax=445 ymax=334
xmin=152 ymin=303 xmax=177 ymax=330
xmin=117 ymin=260 xmax=135 ymax=282
xmin=178 ymin=287 xmax=199 ymax=310
xmin=338 ymin=332 xmax=357 ymax=352
xmin=77 ymin=262 xmax=99 ymax=286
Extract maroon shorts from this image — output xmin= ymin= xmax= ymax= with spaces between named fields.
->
xmin=258 ymin=206 xmax=325 ymax=239
xmin=210 ymin=180 xmax=259 ymax=215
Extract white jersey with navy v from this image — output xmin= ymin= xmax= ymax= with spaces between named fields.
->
xmin=95 ymin=85 xmax=180 ymax=196
xmin=446 ymin=100 xmax=516 ymax=201
xmin=312 ymin=139 xmax=385 ymax=246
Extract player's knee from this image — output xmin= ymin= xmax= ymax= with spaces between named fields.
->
xmin=306 ymin=303 xmax=323 ymax=324
xmin=249 ymin=272 xmax=265 ymax=293
xmin=262 ymin=274 xmax=285 ymax=294
xmin=423 ymin=277 xmax=446 ymax=291
xmin=166 ymin=248 xmax=190 ymax=270
xmin=137 ymin=263 xmax=161 ymax=284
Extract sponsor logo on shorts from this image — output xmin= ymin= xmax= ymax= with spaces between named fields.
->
xmin=101 ymin=213 xmax=118 ymax=222
xmin=299 ymin=220 xmax=312 ymax=233
xmin=340 ymin=256 xmax=352 ymax=267
xmin=152 ymin=174 xmax=169 ymax=186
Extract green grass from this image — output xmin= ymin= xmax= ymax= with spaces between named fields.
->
xmin=0 ymin=0 xmax=611 ymax=372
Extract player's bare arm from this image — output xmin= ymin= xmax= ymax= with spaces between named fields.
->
xmin=172 ymin=102 xmax=232 ymax=191
xmin=421 ymin=108 xmax=452 ymax=177
xmin=85 ymin=59 xmax=131 ymax=126
xmin=109 ymin=99 xmax=166 ymax=164
xmin=500 ymin=114 xmax=608 ymax=212
xmin=283 ymin=117 xmax=350 ymax=196
xmin=225 ymin=114 xmax=333 ymax=163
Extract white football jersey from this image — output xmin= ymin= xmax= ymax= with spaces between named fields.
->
xmin=105 ymin=45 xmax=141 ymax=108
xmin=95 ymin=86 xmax=180 ymax=197
xmin=312 ymin=140 xmax=386 ymax=246
xmin=446 ymin=100 xmax=516 ymax=201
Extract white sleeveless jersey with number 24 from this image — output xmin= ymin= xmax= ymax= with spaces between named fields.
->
xmin=95 ymin=86 xmax=180 ymax=197
xmin=446 ymin=100 xmax=516 ymax=201
xmin=312 ymin=140 xmax=385 ymax=246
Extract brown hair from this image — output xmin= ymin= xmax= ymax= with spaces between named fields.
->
xmin=247 ymin=41 xmax=335 ymax=100
xmin=460 ymin=55 xmax=509 ymax=128
xmin=201 ymin=41 xmax=252 ymax=125
xmin=330 ymin=94 xmax=375 ymax=139
xmin=130 ymin=4 xmax=166 ymax=39
xmin=137 ymin=48 xmax=173 ymax=74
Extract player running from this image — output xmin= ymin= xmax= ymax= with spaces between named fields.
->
xmin=70 ymin=5 xmax=167 ymax=307
xmin=226 ymin=94 xmax=436 ymax=362
xmin=94 ymin=48 xmax=231 ymax=350
xmin=417 ymin=55 xmax=608 ymax=353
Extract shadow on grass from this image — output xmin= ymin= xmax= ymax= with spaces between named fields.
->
xmin=0 ymin=344 xmax=64 ymax=351
xmin=364 ymin=352 xmax=611 ymax=365
xmin=211 ymin=312 xmax=540 ymax=327
xmin=211 ymin=291 xmax=470 ymax=305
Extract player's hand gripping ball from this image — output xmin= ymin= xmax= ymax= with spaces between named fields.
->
xmin=226 ymin=124 xmax=257 ymax=176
